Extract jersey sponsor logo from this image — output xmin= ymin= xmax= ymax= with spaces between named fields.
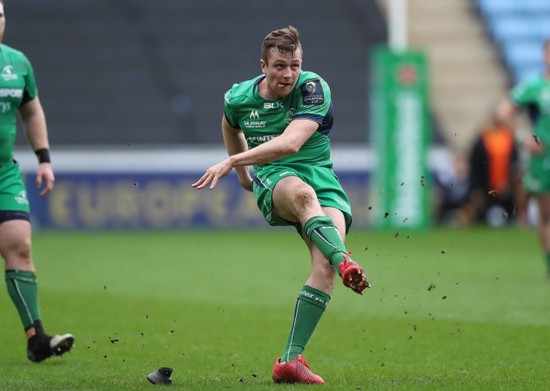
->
xmin=0 ymin=88 xmax=23 ymax=98
xmin=264 ymin=102 xmax=283 ymax=109
xmin=244 ymin=111 xmax=267 ymax=128
xmin=247 ymin=134 xmax=276 ymax=143
xmin=300 ymin=80 xmax=324 ymax=105
xmin=1 ymin=65 xmax=18 ymax=81
xmin=15 ymin=191 xmax=29 ymax=205
xmin=244 ymin=120 xmax=267 ymax=129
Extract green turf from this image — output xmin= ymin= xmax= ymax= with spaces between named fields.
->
xmin=0 ymin=228 xmax=548 ymax=390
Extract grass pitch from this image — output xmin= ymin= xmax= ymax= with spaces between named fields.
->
xmin=0 ymin=227 xmax=548 ymax=390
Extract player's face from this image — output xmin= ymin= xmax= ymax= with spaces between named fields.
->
xmin=260 ymin=48 xmax=302 ymax=100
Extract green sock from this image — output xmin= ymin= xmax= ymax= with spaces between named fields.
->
xmin=545 ymin=253 xmax=550 ymax=274
xmin=5 ymin=270 xmax=41 ymax=330
xmin=281 ymin=285 xmax=331 ymax=363
xmin=303 ymin=216 xmax=347 ymax=270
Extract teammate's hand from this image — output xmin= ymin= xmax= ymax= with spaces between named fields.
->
xmin=192 ymin=158 xmax=233 ymax=190
xmin=36 ymin=163 xmax=55 ymax=196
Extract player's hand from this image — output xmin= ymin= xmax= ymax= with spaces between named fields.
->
xmin=36 ymin=163 xmax=55 ymax=196
xmin=192 ymin=158 xmax=233 ymax=190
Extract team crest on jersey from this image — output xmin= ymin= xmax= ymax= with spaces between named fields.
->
xmin=300 ymin=80 xmax=324 ymax=105
xmin=1 ymin=65 xmax=18 ymax=81
xmin=15 ymin=191 xmax=28 ymax=205
xmin=284 ymin=108 xmax=295 ymax=123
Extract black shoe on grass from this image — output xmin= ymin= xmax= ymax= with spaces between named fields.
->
xmin=27 ymin=333 xmax=75 ymax=363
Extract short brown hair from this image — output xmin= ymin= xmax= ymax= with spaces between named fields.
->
xmin=261 ymin=26 xmax=302 ymax=63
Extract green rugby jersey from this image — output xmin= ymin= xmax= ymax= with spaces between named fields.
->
xmin=224 ymin=71 xmax=334 ymax=173
xmin=510 ymin=76 xmax=550 ymax=147
xmin=0 ymin=44 xmax=38 ymax=165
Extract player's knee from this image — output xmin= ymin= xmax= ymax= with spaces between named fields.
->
xmin=294 ymin=186 xmax=317 ymax=210
xmin=11 ymin=237 xmax=33 ymax=265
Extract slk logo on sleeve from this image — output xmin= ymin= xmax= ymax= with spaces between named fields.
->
xmin=300 ymin=80 xmax=324 ymax=105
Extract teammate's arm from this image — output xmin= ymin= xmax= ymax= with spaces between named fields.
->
xmin=19 ymin=97 xmax=54 ymax=196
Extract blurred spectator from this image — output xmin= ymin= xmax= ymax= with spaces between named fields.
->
xmin=460 ymin=109 xmax=526 ymax=227
xmin=434 ymin=151 xmax=470 ymax=226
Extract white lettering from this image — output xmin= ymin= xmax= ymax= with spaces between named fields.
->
xmin=0 ymin=88 xmax=23 ymax=98
xmin=394 ymin=91 xmax=423 ymax=224
xmin=247 ymin=135 xmax=276 ymax=143
xmin=264 ymin=102 xmax=283 ymax=109
xmin=243 ymin=120 xmax=267 ymax=129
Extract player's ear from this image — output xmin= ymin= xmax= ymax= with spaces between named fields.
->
xmin=260 ymin=59 xmax=267 ymax=74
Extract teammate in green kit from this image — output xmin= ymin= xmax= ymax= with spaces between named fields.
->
xmin=193 ymin=26 xmax=370 ymax=384
xmin=498 ymin=38 xmax=550 ymax=281
xmin=0 ymin=1 xmax=74 ymax=362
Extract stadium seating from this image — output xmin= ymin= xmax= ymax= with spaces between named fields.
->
xmin=8 ymin=0 xmax=387 ymax=146
xmin=476 ymin=0 xmax=548 ymax=83
xmin=477 ymin=0 xmax=530 ymax=19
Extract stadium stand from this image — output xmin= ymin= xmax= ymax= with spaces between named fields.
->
xmin=476 ymin=0 xmax=549 ymax=83
xmin=376 ymin=0 xmax=509 ymax=152
xmin=8 ymin=0 xmax=386 ymax=146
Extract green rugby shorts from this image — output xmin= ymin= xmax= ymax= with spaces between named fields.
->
xmin=524 ymin=155 xmax=550 ymax=194
xmin=0 ymin=160 xmax=30 ymax=213
xmin=252 ymin=163 xmax=352 ymax=232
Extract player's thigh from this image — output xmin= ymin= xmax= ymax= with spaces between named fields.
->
xmin=272 ymin=176 xmax=321 ymax=222
xmin=0 ymin=218 xmax=32 ymax=267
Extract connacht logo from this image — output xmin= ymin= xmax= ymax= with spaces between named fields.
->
xmin=1 ymin=65 xmax=17 ymax=81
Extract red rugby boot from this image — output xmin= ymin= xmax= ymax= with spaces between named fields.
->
xmin=272 ymin=355 xmax=325 ymax=384
xmin=339 ymin=252 xmax=370 ymax=294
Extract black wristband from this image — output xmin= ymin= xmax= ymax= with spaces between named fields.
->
xmin=35 ymin=148 xmax=51 ymax=164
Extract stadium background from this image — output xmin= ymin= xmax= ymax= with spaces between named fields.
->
xmin=7 ymin=0 xmax=544 ymax=230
